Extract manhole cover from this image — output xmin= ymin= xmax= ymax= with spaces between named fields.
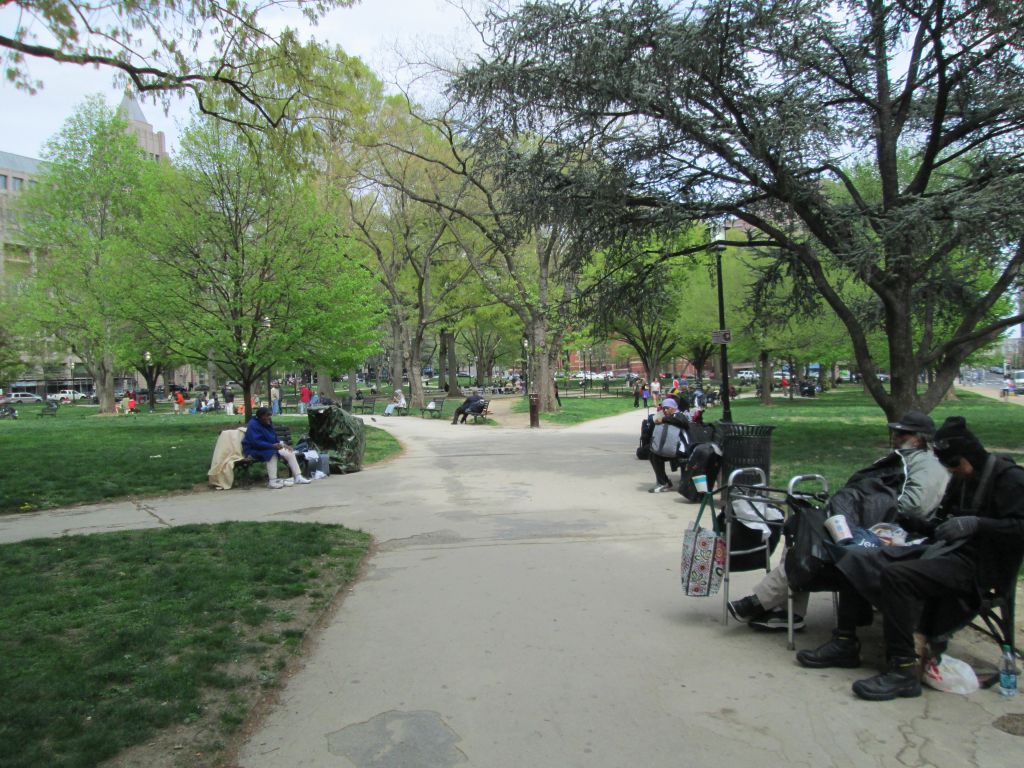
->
xmin=994 ymin=713 xmax=1024 ymax=736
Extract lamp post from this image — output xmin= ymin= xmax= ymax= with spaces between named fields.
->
xmin=522 ymin=337 xmax=529 ymax=395
xmin=711 ymin=224 xmax=733 ymax=422
xmin=261 ymin=316 xmax=273 ymax=413
xmin=143 ymin=351 xmax=157 ymax=413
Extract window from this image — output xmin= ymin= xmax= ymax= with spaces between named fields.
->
xmin=0 ymin=174 xmax=7 ymax=190
xmin=11 ymin=177 xmax=23 ymax=191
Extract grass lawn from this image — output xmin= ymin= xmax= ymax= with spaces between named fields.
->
xmin=519 ymin=387 xmax=1024 ymax=489
xmin=0 ymin=521 xmax=371 ymax=768
xmin=0 ymin=406 xmax=401 ymax=514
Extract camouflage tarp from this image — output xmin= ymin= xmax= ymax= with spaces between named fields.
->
xmin=307 ymin=405 xmax=365 ymax=473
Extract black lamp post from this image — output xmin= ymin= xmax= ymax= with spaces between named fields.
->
xmin=712 ymin=225 xmax=733 ymax=422
xmin=143 ymin=351 xmax=157 ymax=413
xmin=261 ymin=316 xmax=272 ymax=412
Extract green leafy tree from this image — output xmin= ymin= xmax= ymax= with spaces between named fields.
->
xmin=15 ymin=95 xmax=149 ymax=413
xmin=2 ymin=1 xmax=360 ymax=128
xmin=453 ymin=0 xmax=1024 ymax=420
xmin=137 ymin=118 xmax=383 ymax=419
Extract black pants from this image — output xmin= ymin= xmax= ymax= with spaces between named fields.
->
xmin=836 ymin=553 xmax=976 ymax=660
xmin=649 ymin=455 xmax=674 ymax=486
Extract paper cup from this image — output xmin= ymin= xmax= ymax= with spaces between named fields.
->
xmin=693 ymin=474 xmax=708 ymax=493
xmin=824 ymin=514 xmax=853 ymax=544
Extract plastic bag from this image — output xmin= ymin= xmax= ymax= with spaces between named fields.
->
xmin=923 ymin=654 xmax=979 ymax=695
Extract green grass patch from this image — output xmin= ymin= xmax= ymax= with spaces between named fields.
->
xmin=0 ymin=409 xmax=401 ymax=514
xmin=0 ymin=521 xmax=371 ymax=768
xmin=513 ymin=392 xmax=636 ymax=425
xmin=519 ymin=388 xmax=1024 ymax=488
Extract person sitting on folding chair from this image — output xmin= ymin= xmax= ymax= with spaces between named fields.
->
xmin=727 ymin=410 xmax=948 ymax=630
xmin=796 ymin=416 xmax=1024 ymax=701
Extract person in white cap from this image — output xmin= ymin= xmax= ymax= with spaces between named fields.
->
xmin=647 ymin=396 xmax=692 ymax=493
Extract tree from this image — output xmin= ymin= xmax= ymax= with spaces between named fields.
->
xmin=137 ymin=118 xmax=383 ymax=420
xmin=15 ymin=95 xmax=150 ymax=413
xmin=1 ymin=1 xmax=360 ymax=128
xmin=453 ymin=0 xmax=1024 ymax=420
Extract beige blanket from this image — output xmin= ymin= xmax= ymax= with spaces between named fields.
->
xmin=208 ymin=427 xmax=247 ymax=490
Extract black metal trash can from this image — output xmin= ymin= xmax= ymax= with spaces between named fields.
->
xmin=340 ymin=395 xmax=353 ymax=411
xmin=717 ymin=422 xmax=775 ymax=484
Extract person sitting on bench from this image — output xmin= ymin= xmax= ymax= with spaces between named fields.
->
xmin=728 ymin=410 xmax=948 ymax=630
xmin=648 ymin=397 xmax=692 ymax=493
xmin=452 ymin=394 xmax=485 ymax=424
xmin=383 ymin=388 xmax=406 ymax=416
xmin=242 ymin=406 xmax=312 ymax=489
xmin=796 ymin=416 xmax=1024 ymax=701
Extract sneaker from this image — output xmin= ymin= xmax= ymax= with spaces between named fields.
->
xmin=749 ymin=609 xmax=805 ymax=631
xmin=727 ymin=595 xmax=765 ymax=623
xmin=294 ymin=475 xmax=312 ymax=485
xmin=267 ymin=479 xmax=285 ymax=489
xmin=281 ymin=478 xmax=295 ymax=487
xmin=649 ymin=483 xmax=673 ymax=493
xmin=852 ymin=658 xmax=921 ymax=701
xmin=796 ymin=630 xmax=861 ymax=669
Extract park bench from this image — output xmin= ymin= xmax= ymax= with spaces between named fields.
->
xmin=234 ymin=424 xmax=299 ymax=486
xmin=420 ymin=396 xmax=448 ymax=419
xmin=38 ymin=401 xmax=59 ymax=417
xmin=354 ymin=397 xmax=378 ymax=414
xmin=469 ymin=399 xmax=491 ymax=424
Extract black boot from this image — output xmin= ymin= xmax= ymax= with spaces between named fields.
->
xmin=852 ymin=657 xmax=921 ymax=701
xmin=796 ymin=630 xmax=861 ymax=668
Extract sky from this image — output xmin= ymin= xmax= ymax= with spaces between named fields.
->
xmin=0 ymin=0 xmax=486 ymax=160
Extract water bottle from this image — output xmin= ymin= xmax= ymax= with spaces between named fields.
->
xmin=999 ymin=644 xmax=1018 ymax=697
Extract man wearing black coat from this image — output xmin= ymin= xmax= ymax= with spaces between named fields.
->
xmin=797 ymin=416 xmax=1024 ymax=701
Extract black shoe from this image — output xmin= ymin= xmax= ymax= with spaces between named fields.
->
xmin=852 ymin=658 xmax=921 ymax=701
xmin=749 ymin=609 xmax=805 ymax=632
xmin=727 ymin=595 xmax=765 ymax=622
xmin=796 ymin=631 xmax=861 ymax=668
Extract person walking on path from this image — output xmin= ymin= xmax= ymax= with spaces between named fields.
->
xmin=299 ymin=384 xmax=312 ymax=414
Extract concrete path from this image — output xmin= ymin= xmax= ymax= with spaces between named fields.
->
xmin=3 ymin=402 xmax=1022 ymax=767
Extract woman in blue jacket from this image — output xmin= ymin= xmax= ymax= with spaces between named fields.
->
xmin=242 ymin=407 xmax=310 ymax=489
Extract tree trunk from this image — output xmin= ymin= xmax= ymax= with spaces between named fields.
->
xmin=317 ymin=366 xmax=333 ymax=401
xmin=759 ymin=350 xmax=772 ymax=405
xmin=446 ymin=330 xmax=459 ymax=394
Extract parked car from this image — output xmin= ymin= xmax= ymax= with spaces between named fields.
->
xmin=47 ymin=389 xmax=89 ymax=402
xmin=7 ymin=392 xmax=44 ymax=403
xmin=735 ymin=369 xmax=758 ymax=382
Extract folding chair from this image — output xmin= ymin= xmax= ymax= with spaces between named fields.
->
xmin=720 ymin=467 xmax=789 ymax=625
xmin=782 ymin=474 xmax=831 ymax=649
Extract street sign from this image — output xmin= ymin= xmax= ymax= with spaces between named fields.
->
xmin=712 ymin=330 xmax=732 ymax=344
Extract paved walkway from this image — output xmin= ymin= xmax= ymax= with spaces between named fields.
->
xmin=2 ymin=401 xmax=1022 ymax=767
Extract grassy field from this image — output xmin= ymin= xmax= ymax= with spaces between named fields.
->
xmin=520 ymin=387 xmax=1024 ymax=489
xmin=0 ymin=407 xmax=401 ymax=514
xmin=0 ymin=521 xmax=371 ymax=768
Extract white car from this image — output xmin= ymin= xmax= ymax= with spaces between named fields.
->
xmin=7 ymin=392 xmax=44 ymax=403
xmin=47 ymin=389 xmax=89 ymax=402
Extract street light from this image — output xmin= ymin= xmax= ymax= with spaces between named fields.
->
xmin=711 ymin=223 xmax=733 ymax=422
xmin=522 ymin=337 xmax=529 ymax=394
xmin=143 ymin=351 xmax=156 ymax=412
xmin=261 ymin=316 xmax=273 ymax=413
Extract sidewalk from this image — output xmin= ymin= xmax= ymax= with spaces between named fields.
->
xmin=3 ymin=407 xmax=1022 ymax=767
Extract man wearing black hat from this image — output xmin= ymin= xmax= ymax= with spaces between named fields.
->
xmin=798 ymin=415 xmax=1024 ymax=701
xmin=729 ymin=411 xmax=947 ymax=630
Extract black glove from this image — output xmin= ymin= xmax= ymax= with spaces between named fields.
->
xmin=934 ymin=516 xmax=980 ymax=541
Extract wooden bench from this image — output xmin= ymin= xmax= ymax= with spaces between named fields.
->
xmin=420 ymin=397 xmax=448 ymax=419
xmin=353 ymin=396 xmax=378 ymax=414
xmin=469 ymin=399 xmax=491 ymax=424
xmin=38 ymin=401 xmax=59 ymax=417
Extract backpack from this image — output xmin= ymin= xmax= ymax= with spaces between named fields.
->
xmin=636 ymin=415 xmax=655 ymax=460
